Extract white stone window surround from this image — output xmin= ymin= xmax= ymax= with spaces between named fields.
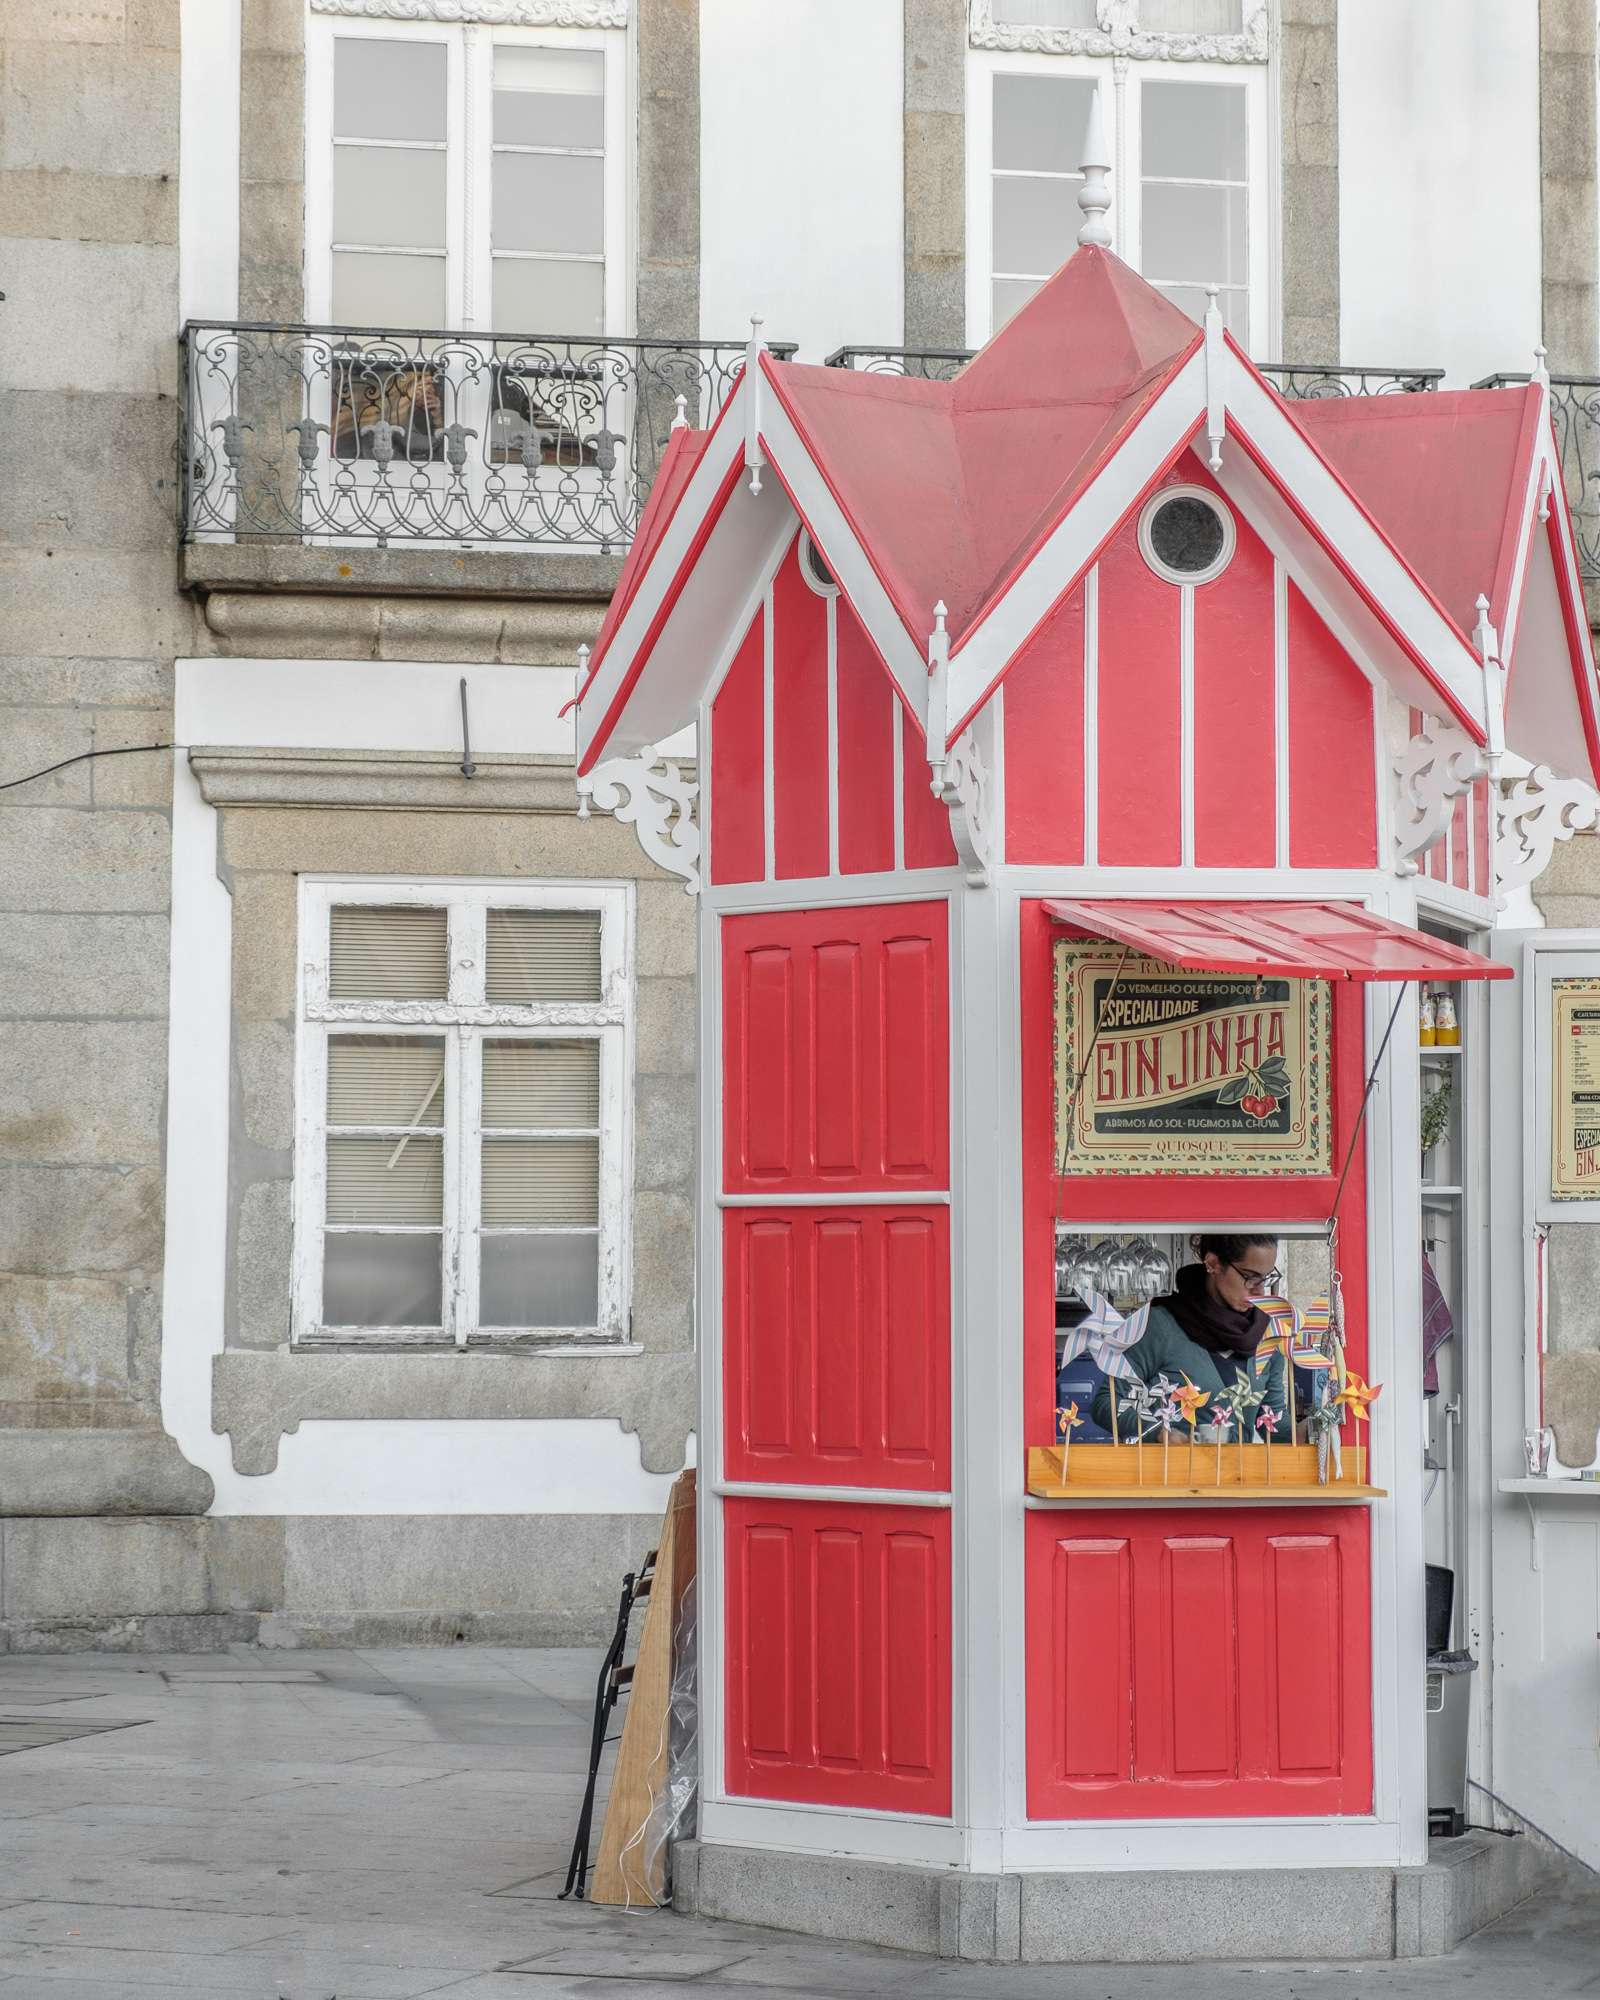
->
xmin=303 ymin=5 xmax=631 ymax=334
xmin=292 ymin=877 xmax=634 ymax=1348
xmin=963 ymin=37 xmax=1274 ymax=357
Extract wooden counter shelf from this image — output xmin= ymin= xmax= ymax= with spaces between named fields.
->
xmin=1027 ymin=1441 xmax=1384 ymax=1504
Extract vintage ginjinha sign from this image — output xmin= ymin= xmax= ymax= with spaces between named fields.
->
xmin=1054 ymin=941 xmax=1332 ymax=1176
xmin=1550 ymin=977 xmax=1600 ymax=1199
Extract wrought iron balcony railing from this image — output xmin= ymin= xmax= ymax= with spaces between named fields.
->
xmin=822 ymin=345 xmax=1443 ymax=400
xmin=179 ymin=322 xmax=796 ymax=555
xmin=1476 ymin=372 xmax=1600 ymax=585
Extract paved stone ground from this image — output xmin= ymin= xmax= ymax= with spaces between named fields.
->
xmin=0 ymin=1647 xmax=1594 ymax=1998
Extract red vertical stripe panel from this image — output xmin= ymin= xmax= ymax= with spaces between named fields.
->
xmin=772 ymin=543 xmax=832 ymax=881
xmin=1193 ymin=506 xmax=1277 ymax=867
xmin=1003 ymin=583 xmax=1086 ymax=865
xmin=835 ymin=601 xmax=898 ymax=875
xmin=710 ymin=606 xmax=766 ymax=885
xmin=1286 ymin=582 xmax=1378 ymax=868
xmin=1097 ymin=516 xmax=1182 ymax=865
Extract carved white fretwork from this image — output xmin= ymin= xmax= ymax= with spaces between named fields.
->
xmin=969 ymin=0 xmax=1268 ymax=63
xmin=1392 ymin=718 xmax=1487 ymax=877
xmin=936 ymin=729 xmax=995 ymax=887
xmin=310 ymin=0 xmax=628 ymax=25
xmin=1495 ymin=763 xmax=1600 ymax=902
xmin=577 ymin=756 xmax=701 ymax=895
xmin=306 ymin=999 xmax=623 ymax=1027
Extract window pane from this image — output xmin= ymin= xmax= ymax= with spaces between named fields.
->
xmin=329 ymin=906 xmax=449 ymax=1000
xmin=493 ymin=151 xmax=603 ymax=254
xmin=485 ymin=908 xmax=602 ymax=1002
xmin=480 ymin=1233 xmax=598 ymax=1328
xmin=993 ymin=75 xmax=1095 ymax=176
xmin=482 ymin=1137 xmax=598 ymax=1225
xmin=482 ymin=1040 xmax=599 ymax=1129
xmin=324 ymin=1231 xmax=442 ymax=1326
xmin=993 ymin=276 xmax=1044 ymax=329
xmin=332 ymin=250 xmax=446 ymax=328
xmin=327 ymin=1134 xmax=444 ymax=1224
xmin=492 ymin=256 xmax=604 ymax=336
xmin=333 ymin=145 xmax=446 ymax=249
xmin=494 ymin=45 xmax=604 ymax=150
xmin=1141 ymin=182 xmax=1247 ymax=285
xmin=1141 ymin=80 xmax=1247 ymax=182
xmin=993 ymin=175 xmax=1076 ymax=276
xmin=327 ymin=1036 xmax=445 ymax=1129
xmin=334 ymin=36 xmax=446 ymax=144
xmin=1140 ymin=0 xmax=1243 ymax=33
xmin=991 ymin=0 xmax=1098 ymax=25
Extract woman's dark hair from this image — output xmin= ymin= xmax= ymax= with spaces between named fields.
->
xmin=1190 ymin=1233 xmax=1279 ymax=1265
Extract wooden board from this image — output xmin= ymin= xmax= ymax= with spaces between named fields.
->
xmin=589 ymin=1470 xmax=696 ymax=1907
xmin=1027 ymin=1442 xmax=1381 ymax=1503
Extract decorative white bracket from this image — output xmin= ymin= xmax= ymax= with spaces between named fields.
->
xmin=1496 ymin=762 xmax=1600 ymax=907
xmin=1392 ymin=716 xmax=1487 ymax=876
xmin=923 ymin=600 xmax=991 ymax=885
xmin=576 ymin=755 xmax=701 ymax=895
xmin=936 ymin=728 xmax=995 ymax=887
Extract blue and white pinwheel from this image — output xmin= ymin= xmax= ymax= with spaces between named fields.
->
xmin=1062 ymin=1287 xmax=1150 ymax=1380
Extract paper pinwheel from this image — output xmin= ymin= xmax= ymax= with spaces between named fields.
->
xmin=1335 ymin=1373 xmax=1383 ymax=1421
xmin=1171 ymin=1378 xmax=1210 ymax=1430
xmin=1173 ymin=1377 xmax=1209 ymax=1484
xmin=1061 ymin=1288 xmax=1150 ymax=1380
xmin=1056 ymin=1399 xmax=1083 ymax=1483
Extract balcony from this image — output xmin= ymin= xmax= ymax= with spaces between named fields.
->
xmin=184 ymin=326 xmax=1600 ymax=604
xmin=178 ymin=323 xmax=796 ymax=598
xmin=821 ymin=346 xmax=1444 ymax=400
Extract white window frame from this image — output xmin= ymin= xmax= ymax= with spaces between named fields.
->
xmin=292 ymin=877 xmax=634 ymax=1348
xmin=965 ymin=47 xmax=1274 ymax=358
xmin=304 ymin=10 xmax=631 ymax=334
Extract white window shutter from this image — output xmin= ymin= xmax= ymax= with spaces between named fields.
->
xmin=485 ymin=908 xmax=602 ymax=1002
xmin=329 ymin=906 xmax=450 ymax=1000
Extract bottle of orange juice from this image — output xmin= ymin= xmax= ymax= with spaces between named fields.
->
xmin=1434 ymin=989 xmax=1460 ymax=1047
xmin=1419 ymin=992 xmax=1436 ymax=1047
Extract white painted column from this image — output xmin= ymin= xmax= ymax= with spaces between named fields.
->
xmin=952 ymin=882 xmax=1013 ymax=1867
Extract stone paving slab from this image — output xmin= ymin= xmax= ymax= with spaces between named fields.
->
xmin=0 ymin=1647 xmax=1592 ymax=2000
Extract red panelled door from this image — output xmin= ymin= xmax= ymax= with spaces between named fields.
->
xmin=720 ymin=902 xmax=952 ymax=1815
xmin=1025 ymin=1507 xmax=1372 ymax=1819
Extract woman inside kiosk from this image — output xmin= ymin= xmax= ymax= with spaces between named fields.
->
xmin=1091 ymin=1233 xmax=1288 ymax=1438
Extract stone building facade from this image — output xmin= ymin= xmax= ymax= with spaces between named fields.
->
xmin=4 ymin=0 xmax=1600 ymax=1650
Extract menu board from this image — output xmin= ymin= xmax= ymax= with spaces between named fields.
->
xmin=1550 ymin=977 xmax=1600 ymax=1199
xmin=1054 ymin=941 xmax=1332 ymax=1177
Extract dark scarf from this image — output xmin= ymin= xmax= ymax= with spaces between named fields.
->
xmin=1156 ymin=1262 xmax=1267 ymax=1361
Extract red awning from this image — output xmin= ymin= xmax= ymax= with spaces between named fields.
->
xmin=1043 ymin=899 xmax=1510 ymax=982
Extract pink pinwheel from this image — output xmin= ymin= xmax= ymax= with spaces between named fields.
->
xmin=1257 ymin=1402 xmax=1281 ymax=1482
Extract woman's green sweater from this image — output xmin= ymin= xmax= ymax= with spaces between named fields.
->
xmin=1088 ymin=1302 xmax=1288 ymax=1439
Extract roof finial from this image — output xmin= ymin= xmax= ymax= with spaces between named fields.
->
xmin=671 ymin=394 xmax=688 ymax=431
xmin=744 ymin=317 xmax=767 ymax=495
xmin=1076 ymin=91 xmax=1113 ymax=249
xmin=1533 ymin=343 xmax=1550 ymax=386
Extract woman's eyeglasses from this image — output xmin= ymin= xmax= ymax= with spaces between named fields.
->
xmin=1229 ymin=1262 xmax=1283 ymax=1296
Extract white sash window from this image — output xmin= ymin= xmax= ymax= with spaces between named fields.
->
xmin=305 ymin=11 xmax=628 ymax=335
xmin=293 ymin=881 xmax=632 ymax=1346
xmin=967 ymin=10 xmax=1272 ymax=354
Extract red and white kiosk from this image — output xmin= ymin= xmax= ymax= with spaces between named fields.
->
xmin=573 ymin=214 xmax=1600 ymax=1959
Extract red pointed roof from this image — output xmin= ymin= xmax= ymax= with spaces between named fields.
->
xmin=763 ymin=247 xmax=1200 ymax=648
xmin=582 ymin=422 xmax=711 ymax=691
xmin=1291 ymin=385 xmax=1544 ymax=646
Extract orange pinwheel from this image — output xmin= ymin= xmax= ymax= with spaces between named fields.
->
xmin=1336 ymin=1373 xmax=1383 ymax=1421
xmin=1171 ymin=1377 xmax=1210 ymax=1429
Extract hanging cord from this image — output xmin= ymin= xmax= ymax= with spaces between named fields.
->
xmin=0 ymin=744 xmax=174 ymax=794
xmin=1324 ymin=983 xmax=1409 ymax=1238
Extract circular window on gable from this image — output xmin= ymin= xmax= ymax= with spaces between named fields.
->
xmin=798 ymin=529 xmax=839 ymax=597
xmin=1138 ymin=486 xmax=1236 ymax=586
